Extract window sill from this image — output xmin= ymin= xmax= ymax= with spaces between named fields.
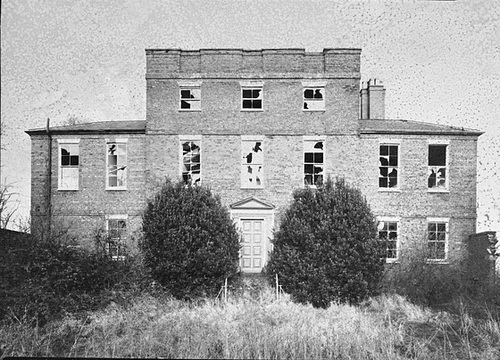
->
xmin=111 ymin=256 xmax=126 ymax=261
xmin=378 ymin=188 xmax=401 ymax=193
xmin=428 ymin=189 xmax=450 ymax=194
xmin=386 ymin=259 xmax=399 ymax=264
xmin=425 ymin=259 xmax=450 ymax=265
xmin=304 ymin=185 xmax=319 ymax=189
xmin=57 ymin=188 xmax=79 ymax=191
xmin=302 ymin=109 xmax=325 ymax=112
xmin=241 ymin=186 xmax=264 ymax=190
xmin=241 ymin=109 xmax=264 ymax=112
xmin=179 ymin=109 xmax=201 ymax=112
xmin=106 ymin=187 xmax=127 ymax=191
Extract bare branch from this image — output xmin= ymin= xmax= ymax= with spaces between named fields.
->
xmin=0 ymin=181 xmax=20 ymax=229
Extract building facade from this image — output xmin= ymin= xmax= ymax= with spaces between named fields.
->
xmin=27 ymin=48 xmax=483 ymax=271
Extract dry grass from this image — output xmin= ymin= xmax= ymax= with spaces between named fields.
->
xmin=1 ymin=288 xmax=499 ymax=359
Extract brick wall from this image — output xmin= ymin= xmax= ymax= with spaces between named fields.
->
xmin=146 ymin=78 xmax=359 ymax=135
xmin=146 ymin=48 xmax=361 ymax=75
xmin=30 ymin=130 xmax=479 ymax=261
xmin=30 ymin=133 xmax=146 ymax=250
xmin=28 ymin=48 xmax=480 ymax=266
xmin=143 ymin=131 xmax=478 ymax=262
xmin=30 ymin=134 xmax=51 ymax=237
xmin=358 ymin=134 xmax=478 ymax=258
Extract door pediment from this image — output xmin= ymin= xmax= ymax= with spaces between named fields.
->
xmin=230 ymin=197 xmax=275 ymax=210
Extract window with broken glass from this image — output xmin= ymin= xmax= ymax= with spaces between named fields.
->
xmin=181 ymin=140 xmax=201 ymax=185
xmin=379 ymin=144 xmax=398 ymax=189
xmin=427 ymin=221 xmax=448 ymax=261
xmin=180 ymin=88 xmax=201 ymax=111
xmin=59 ymin=142 xmax=79 ymax=190
xmin=241 ymin=140 xmax=263 ymax=188
xmin=428 ymin=145 xmax=447 ymax=190
xmin=107 ymin=218 xmax=127 ymax=260
xmin=241 ymin=87 xmax=262 ymax=110
xmin=304 ymin=141 xmax=324 ymax=186
xmin=378 ymin=221 xmax=399 ymax=261
xmin=107 ymin=142 xmax=127 ymax=189
xmin=303 ymin=87 xmax=325 ymax=111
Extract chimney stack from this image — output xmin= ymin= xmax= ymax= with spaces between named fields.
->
xmin=360 ymin=78 xmax=385 ymax=119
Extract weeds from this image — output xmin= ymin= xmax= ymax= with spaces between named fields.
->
xmin=1 ymin=290 xmax=499 ymax=359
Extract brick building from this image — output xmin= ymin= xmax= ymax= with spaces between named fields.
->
xmin=26 ymin=48 xmax=483 ymax=272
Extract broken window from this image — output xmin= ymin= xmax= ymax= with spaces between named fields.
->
xmin=427 ymin=220 xmax=448 ymax=261
xmin=107 ymin=142 xmax=127 ymax=189
xmin=379 ymin=144 xmax=398 ymax=189
xmin=180 ymin=88 xmax=201 ymax=111
xmin=59 ymin=141 xmax=79 ymax=190
xmin=428 ymin=144 xmax=447 ymax=190
xmin=378 ymin=221 xmax=399 ymax=261
xmin=107 ymin=217 xmax=127 ymax=260
xmin=303 ymin=87 xmax=325 ymax=111
xmin=241 ymin=140 xmax=263 ymax=188
xmin=242 ymin=87 xmax=262 ymax=110
xmin=181 ymin=140 xmax=201 ymax=185
xmin=304 ymin=141 xmax=324 ymax=186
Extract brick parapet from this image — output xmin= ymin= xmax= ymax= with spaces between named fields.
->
xmin=146 ymin=48 xmax=361 ymax=78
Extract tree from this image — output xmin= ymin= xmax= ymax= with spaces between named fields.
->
xmin=141 ymin=180 xmax=240 ymax=299
xmin=266 ymin=177 xmax=385 ymax=308
xmin=0 ymin=181 xmax=19 ymax=229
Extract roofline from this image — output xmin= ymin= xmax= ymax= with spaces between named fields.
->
xmin=26 ymin=128 xmax=146 ymax=136
xmin=359 ymin=129 xmax=484 ymax=136
xmin=25 ymin=120 xmax=146 ymax=136
xmin=359 ymin=119 xmax=484 ymax=137
xmin=145 ymin=48 xmax=362 ymax=54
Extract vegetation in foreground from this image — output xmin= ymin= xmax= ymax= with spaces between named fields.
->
xmin=2 ymin=179 xmax=499 ymax=359
xmin=266 ymin=177 xmax=385 ymax=307
xmin=142 ymin=179 xmax=240 ymax=300
xmin=1 ymin=289 xmax=499 ymax=359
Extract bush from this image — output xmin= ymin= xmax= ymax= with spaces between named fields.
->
xmin=141 ymin=179 xmax=240 ymax=300
xmin=265 ymin=177 xmax=385 ymax=308
xmin=0 ymin=230 xmax=142 ymax=325
xmin=382 ymin=241 xmax=472 ymax=308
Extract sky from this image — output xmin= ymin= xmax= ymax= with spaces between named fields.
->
xmin=1 ymin=0 xmax=499 ymax=233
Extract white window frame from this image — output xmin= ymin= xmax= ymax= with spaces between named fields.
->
xmin=57 ymin=139 xmax=80 ymax=190
xmin=105 ymin=139 xmax=128 ymax=190
xmin=426 ymin=217 xmax=450 ymax=263
xmin=379 ymin=140 xmax=401 ymax=191
xmin=240 ymin=81 xmax=264 ymax=111
xmin=428 ymin=140 xmax=449 ymax=193
xmin=241 ymin=135 xmax=264 ymax=189
xmin=303 ymin=136 xmax=325 ymax=188
xmin=179 ymin=135 xmax=202 ymax=185
xmin=178 ymin=80 xmax=202 ymax=111
xmin=302 ymin=81 xmax=326 ymax=111
xmin=377 ymin=217 xmax=400 ymax=263
xmin=105 ymin=214 xmax=128 ymax=260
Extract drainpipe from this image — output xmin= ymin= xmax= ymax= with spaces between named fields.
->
xmin=46 ymin=118 xmax=52 ymax=237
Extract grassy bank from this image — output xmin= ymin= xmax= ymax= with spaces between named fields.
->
xmin=1 ymin=290 xmax=499 ymax=359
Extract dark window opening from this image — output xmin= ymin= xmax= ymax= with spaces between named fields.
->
xmin=428 ymin=145 xmax=447 ymax=189
xmin=379 ymin=145 xmax=398 ymax=188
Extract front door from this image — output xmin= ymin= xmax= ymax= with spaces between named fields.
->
xmin=240 ymin=219 xmax=265 ymax=272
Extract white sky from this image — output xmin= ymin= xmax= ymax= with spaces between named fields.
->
xmin=1 ymin=0 xmax=499 ymax=233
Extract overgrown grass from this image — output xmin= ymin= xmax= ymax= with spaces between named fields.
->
xmin=1 ymin=289 xmax=499 ymax=359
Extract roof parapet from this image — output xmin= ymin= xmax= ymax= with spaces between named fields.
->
xmin=146 ymin=48 xmax=361 ymax=77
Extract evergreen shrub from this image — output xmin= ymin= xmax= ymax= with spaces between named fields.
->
xmin=265 ymin=178 xmax=385 ymax=308
xmin=0 ymin=231 xmax=137 ymax=325
xmin=141 ymin=180 xmax=240 ymax=300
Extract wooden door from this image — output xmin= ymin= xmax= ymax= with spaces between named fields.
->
xmin=240 ymin=219 xmax=264 ymax=271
